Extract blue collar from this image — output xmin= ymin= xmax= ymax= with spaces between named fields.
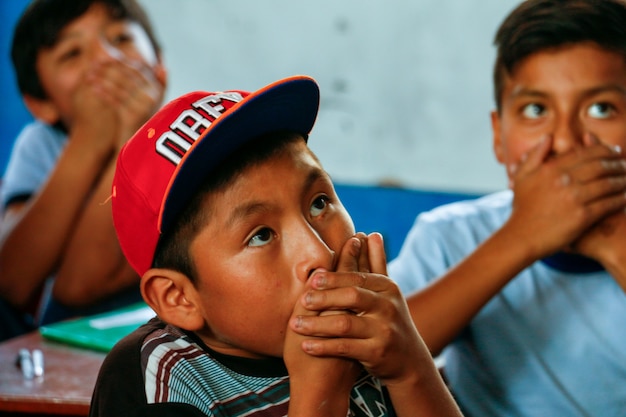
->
xmin=540 ymin=252 xmax=605 ymax=274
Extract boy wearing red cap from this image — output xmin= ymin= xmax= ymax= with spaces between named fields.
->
xmin=89 ymin=76 xmax=462 ymax=417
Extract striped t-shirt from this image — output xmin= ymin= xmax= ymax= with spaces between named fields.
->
xmin=90 ymin=317 xmax=397 ymax=417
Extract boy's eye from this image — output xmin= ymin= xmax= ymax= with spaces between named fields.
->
xmin=310 ymin=195 xmax=329 ymax=217
xmin=110 ymin=32 xmax=133 ymax=46
xmin=521 ymin=103 xmax=546 ymax=119
xmin=587 ymin=102 xmax=615 ymax=119
xmin=248 ymin=227 xmax=274 ymax=247
xmin=58 ymin=46 xmax=82 ymax=62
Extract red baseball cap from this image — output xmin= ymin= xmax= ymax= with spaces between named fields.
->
xmin=112 ymin=75 xmax=320 ymax=276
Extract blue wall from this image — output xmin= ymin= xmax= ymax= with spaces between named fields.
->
xmin=335 ymin=183 xmax=479 ymax=261
xmin=1 ymin=0 xmax=33 ymax=177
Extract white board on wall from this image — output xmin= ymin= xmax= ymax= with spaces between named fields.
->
xmin=142 ymin=0 xmax=520 ymax=194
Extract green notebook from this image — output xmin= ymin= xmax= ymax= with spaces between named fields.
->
xmin=40 ymin=301 xmax=156 ymax=352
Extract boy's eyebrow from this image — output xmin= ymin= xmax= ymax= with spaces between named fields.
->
xmin=584 ymin=84 xmax=626 ymax=98
xmin=54 ymin=17 xmax=129 ymax=44
xmin=301 ymin=167 xmax=328 ymax=197
xmin=225 ymin=201 xmax=270 ymax=230
xmin=509 ymin=86 xmax=546 ymax=100
xmin=54 ymin=31 xmax=80 ymax=44
xmin=224 ymin=167 xmax=328 ymax=229
xmin=509 ymin=84 xmax=626 ymax=100
xmin=54 ymin=29 xmax=93 ymax=46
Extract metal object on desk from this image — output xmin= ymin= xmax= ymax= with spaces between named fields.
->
xmin=0 ymin=330 xmax=106 ymax=417
xmin=15 ymin=348 xmax=44 ymax=379
xmin=17 ymin=349 xmax=34 ymax=379
xmin=31 ymin=349 xmax=44 ymax=377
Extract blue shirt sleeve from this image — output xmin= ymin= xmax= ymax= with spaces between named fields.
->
xmin=1 ymin=121 xmax=66 ymax=208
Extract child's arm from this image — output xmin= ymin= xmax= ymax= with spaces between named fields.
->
xmin=0 ymin=59 xmax=165 ymax=309
xmin=284 ymin=296 xmax=360 ymax=417
xmin=567 ymin=135 xmax=626 ymax=291
xmin=0 ymin=123 xmax=117 ymax=308
xmin=573 ymin=210 xmax=626 ymax=291
xmin=50 ymin=159 xmax=138 ymax=305
xmin=290 ymin=233 xmax=463 ymax=417
xmin=50 ymin=58 xmax=166 ymax=306
xmin=405 ymin=136 xmax=626 ymax=354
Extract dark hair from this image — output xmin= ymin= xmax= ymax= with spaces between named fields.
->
xmin=11 ymin=0 xmax=161 ymax=99
xmin=493 ymin=0 xmax=626 ymax=113
xmin=152 ymin=131 xmax=309 ymax=283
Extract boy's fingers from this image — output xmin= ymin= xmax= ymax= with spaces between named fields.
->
xmin=301 ymin=337 xmax=366 ymax=361
xmin=305 ymin=273 xmax=397 ymax=313
xmin=291 ymin=310 xmax=370 ymax=340
xmin=311 ymin=269 xmax=391 ymax=291
xmin=154 ymin=62 xmax=168 ymax=88
xmin=335 ymin=232 xmax=372 ymax=274
xmin=334 ymin=236 xmax=361 ymax=273
xmin=367 ymin=233 xmax=387 ymax=275
xmin=513 ymin=135 xmax=552 ymax=178
xmin=582 ymin=131 xmax=622 ymax=155
xmin=356 ymin=233 xmax=370 ymax=273
xmin=583 ymin=132 xmax=600 ymax=146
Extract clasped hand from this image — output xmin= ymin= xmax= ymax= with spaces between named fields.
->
xmin=285 ymin=232 xmax=426 ymax=389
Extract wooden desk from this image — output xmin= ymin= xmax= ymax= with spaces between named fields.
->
xmin=0 ymin=331 xmax=105 ymax=416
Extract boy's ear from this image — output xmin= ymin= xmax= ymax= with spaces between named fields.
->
xmin=491 ymin=109 xmax=505 ymax=164
xmin=22 ymin=94 xmax=61 ymax=125
xmin=141 ymin=268 xmax=204 ymax=331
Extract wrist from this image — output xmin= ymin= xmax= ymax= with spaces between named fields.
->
xmin=487 ymin=221 xmax=542 ymax=271
xmin=384 ymin=366 xmax=461 ymax=417
xmin=288 ymin=385 xmax=351 ymax=417
xmin=68 ymin=123 xmax=115 ymax=162
xmin=597 ymin=248 xmax=626 ymax=290
xmin=287 ymin=361 xmax=355 ymax=417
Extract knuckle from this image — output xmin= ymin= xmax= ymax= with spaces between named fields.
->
xmin=572 ymin=205 xmax=592 ymax=224
xmin=335 ymin=315 xmax=353 ymax=335
xmin=335 ymin=340 xmax=352 ymax=356
xmin=345 ymin=286 xmax=362 ymax=304
xmin=385 ymin=277 xmax=402 ymax=295
xmin=608 ymin=176 xmax=626 ymax=189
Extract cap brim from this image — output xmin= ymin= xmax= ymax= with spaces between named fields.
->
xmin=159 ymin=76 xmax=320 ymax=233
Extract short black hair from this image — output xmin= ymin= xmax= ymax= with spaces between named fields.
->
xmin=493 ymin=0 xmax=626 ymax=113
xmin=11 ymin=0 xmax=161 ymax=99
xmin=152 ymin=131 xmax=308 ymax=283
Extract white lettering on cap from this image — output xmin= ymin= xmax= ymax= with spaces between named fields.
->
xmin=194 ymin=92 xmax=244 ymax=117
xmin=155 ymin=130 xmax=192 ymax=165
xmin=171 ymin=109 xmax=212 ymax=141
xmin=155 ymin=92 xmax=244 ymax=165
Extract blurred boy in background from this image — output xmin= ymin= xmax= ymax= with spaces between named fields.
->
xmin=0 ymin=0 xmax=167 ymax=336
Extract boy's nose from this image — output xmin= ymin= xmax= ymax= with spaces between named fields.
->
xmin=293 ymin=223 xmax=336 ymax=283
xmin=551 ymin=116 xmax=584 ymax=154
